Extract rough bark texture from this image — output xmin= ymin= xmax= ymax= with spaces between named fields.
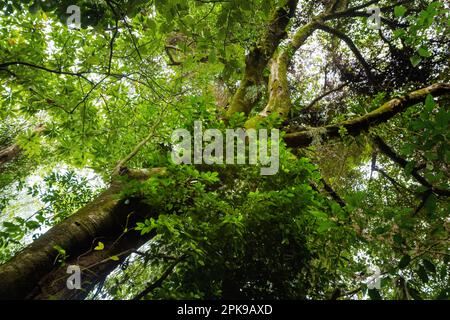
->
xmin=225 ymin=0 xmax=298 ymax=117
xmin=30 ymin=198 xmax=156 ymax=300
xmin=1 ymin=0 xmax=446 ymax=301
xmin=284 ymin=83 xmax=450 ymax=148
xmin=0 ymin=144 xmax=21 ymax=169
xmin=0 ymin=168 xmax=165 ymax=300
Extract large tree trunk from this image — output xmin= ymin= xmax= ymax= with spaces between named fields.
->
xmin=0 ymin=144 xmax=21 ymax=168
xmin=1 ymin=83 xmax=448 ymax=299
xmin=0 ymin=168 xmax=163 ymax=300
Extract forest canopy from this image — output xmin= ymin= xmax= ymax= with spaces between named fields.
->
xmin=0 ymin=0 xmax=449 ymax=300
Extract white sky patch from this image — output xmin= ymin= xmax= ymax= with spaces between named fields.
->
xmin=361 ymin=160 xmax=378 ymax=181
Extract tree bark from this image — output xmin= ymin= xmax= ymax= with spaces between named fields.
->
xmin=244 ymin=20 xmax=320 ymax=128
xmin=225 ymin=0 xmax=299 ymax=117
xmin=1 ymin=83 xmax=448 ymax=299
xmin=284 ymin=83 xmax=450 ymax=148
xmin=0 ymin=168 xmax=164 ymax=300
xmin=0 ymin=144 xmax=21 ymax=169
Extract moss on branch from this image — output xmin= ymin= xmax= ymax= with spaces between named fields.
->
xmin=284 ymin=83 xmax=450 ymax=148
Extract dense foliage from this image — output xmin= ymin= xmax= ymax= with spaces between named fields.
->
xmin=0 ymin=0 xmax=449 ymax=300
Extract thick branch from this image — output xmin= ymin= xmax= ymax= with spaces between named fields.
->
xmin=0 ymin=168 xmax=165 ymax=300
xmin=225 ymin=0 xmax=298 ymax=117
xmin=248 ymin=50 xmax=292 ymax=124
xmin=0 ymin=144 xmax=21 ymax=169
xmin=284 ymin=83 xmax=450 ymax=148
xmin=245 ymin=20 xmax=321 ymax=127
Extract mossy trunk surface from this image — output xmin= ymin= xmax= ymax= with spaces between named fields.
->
xmin=245 ymin=22 xmax=319 ymax=128
xmin=261 ymin=51 xmax=292 ymax=118
xmin=226 ymin=0 xmax=298 ymax=118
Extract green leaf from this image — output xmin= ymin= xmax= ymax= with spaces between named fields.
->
xmin=94 ymin=241 xmax=105 ymax=251
xmin=317 ymin=220 xmax=334 ymax=233
xmin=394 ymin=5 xmax=407 ymax=17
xmin=422 ymin=259 xmax=436 ymax=273
xmin=368 ymin=288 xmax=382 ymax=300
xmin=435 ymin=109 xmax=449 ymax=128
xmin=416 ymin=265 xmax=429 ymax=283
xmin=393 ymin=234 xmax=405 ymax=246
xmin=424 ymin=195 xmax=437 ymax=214
xmin=209 ymin=49 xmax=217 ymax=63
xmin=418 ymin=46 xmax=432 ymax=58
xmin=424 ymin=94 xmax=436 ymax=112
xmin=26 ymin=220 xmax=41 ymax=230
xmin=53 ymin=245 xmax=66 ymax=255
xmin=405 ymin=162 xmax=415 ymax=175
xmin=3 ymin=221 xmax=20 ymax=232
xmin=398 ymin=255 xmax=411 ymax=269
xmin=408 ymin=285 xmax=423 ymax=300
xmin=110 ymin=255 xmax=120 ymax=261
xmin=374 ymin=225 xmax=390 ymax=235
xmin=400 ymin=143 xmax=415 ymax=156
xmin=310 ymin=209 xmax=328 ymax=220
xmin=435 ymin=288 xmax=450 ymax=300
xmin=410 ymin=55 xmax=422 ymax=67
xmin=393 ymin=28 xmax=406 ymax=38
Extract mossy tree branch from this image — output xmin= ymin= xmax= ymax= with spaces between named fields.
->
xmin=225 ymin=0 xmax=299 ymax=118
xmin=245 ymin=20 xmax=322 ymax=128
xmin=284 ymin=83 xmax=450 ymax=149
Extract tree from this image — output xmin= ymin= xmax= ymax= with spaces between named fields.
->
xmin=0 ymin=0 xmax=448 ymax=300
